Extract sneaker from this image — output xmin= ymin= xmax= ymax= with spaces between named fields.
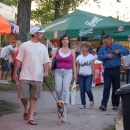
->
xmin=2 ymin=80 xmax=10 ymax=85
xmin=0 ymin=80 xmax=4 ymax=84
xmin=90 ymin=101 xmax=94 ymax=107
xmin=80 ymin=105 xmax=86 ymax=109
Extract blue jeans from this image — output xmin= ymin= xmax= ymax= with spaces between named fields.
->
xmin=78 ymin=74 xmax=94 ymax=106
xmin=101 ymin=68 xmax=120 ymax=107
xmin=55 ymin=69 xmax=73 ymax=104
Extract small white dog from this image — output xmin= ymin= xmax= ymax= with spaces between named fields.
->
xmin=56 ymin=100 xmax=67 ymax=125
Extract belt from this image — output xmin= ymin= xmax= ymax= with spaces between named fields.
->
xmin=105 ymin=66 xmax=120 ymax=71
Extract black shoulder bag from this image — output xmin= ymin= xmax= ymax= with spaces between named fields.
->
xmin=51 ymin=48 xmax=59 ymax=70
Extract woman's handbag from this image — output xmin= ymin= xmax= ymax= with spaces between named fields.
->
xmin=51 ymin=48 xmax=59 ymax=70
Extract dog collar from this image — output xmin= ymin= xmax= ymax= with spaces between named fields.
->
xmin=58 ymin=108 xmax=64 ymax=116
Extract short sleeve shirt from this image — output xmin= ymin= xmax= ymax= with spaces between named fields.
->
xmin=76 ymin=54 xmax=95 ymax=75
xmin=16 ymin=40 xmax=50 ymax=81
xmin=1 ymin=45 xmax=14 ymax=60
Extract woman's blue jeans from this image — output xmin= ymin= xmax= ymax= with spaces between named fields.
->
xmin=55 ymin=69 xmax=73 ymax=104
xmin=78 ymin=74 xmax=94 ymax=106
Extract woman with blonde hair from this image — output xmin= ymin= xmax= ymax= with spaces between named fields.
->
xmin=76 ymin=42 xmax=95 ymax=109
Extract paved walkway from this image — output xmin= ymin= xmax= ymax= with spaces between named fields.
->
xmin=0 ymin=82 xmax=125 ymax=130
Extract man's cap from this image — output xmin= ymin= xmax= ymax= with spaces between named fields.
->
xmin=30 ymin=27 xmax=45 ymax=35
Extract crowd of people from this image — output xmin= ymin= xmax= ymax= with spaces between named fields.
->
xmin=0 ymin=26 xmax=129 ymax=125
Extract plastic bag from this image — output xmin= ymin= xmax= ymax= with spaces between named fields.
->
xmin=70 ymin=80 xmax=76 ymax=105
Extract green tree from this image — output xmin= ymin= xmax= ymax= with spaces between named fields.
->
xmin=31 ymin=0 xmax=85 ymax=25
xmin=0 ymin=0 xmax=18 ymax=6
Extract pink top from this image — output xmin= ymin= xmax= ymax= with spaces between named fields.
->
xmin=56 ymin=52 xmax=73 ymax=69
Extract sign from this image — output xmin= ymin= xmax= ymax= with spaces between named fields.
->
xmin=85 ymin=16 xmax=103 ymax=27
xmin=79 ymin=28 xmax=93 ymax=37
xmin=44 ymin=18 xmax=69 ymax=31
xmin=118 ymin=26 xmax=125 ymax=31
xmin=128 ymin=35 xmax=130 ymax=41
xmin=54 ymin=31 xmax=58 ymax=39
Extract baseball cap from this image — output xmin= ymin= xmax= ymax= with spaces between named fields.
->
xmin=30 ymin=27 xmax=45 ymax=35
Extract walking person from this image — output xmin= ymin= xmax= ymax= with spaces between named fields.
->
xmin=49 ymin=34 xmax=77 ymax=117
xmin=74 ymin=41 xmax=81 ymax=58
xmin=13 ymin=40 xmax=22 ymax=80
xmin=0 ymin=39 xmax=17 ymax=84
xmin=76 ymin=42 xmax=95 ymax=109
xmin=13 ymin=27 xmax=50 ymax=125
xmin=122 ymin=55 xmax=130 ymax=84
xmin=98 ymin=34 xmax=129 ymax=111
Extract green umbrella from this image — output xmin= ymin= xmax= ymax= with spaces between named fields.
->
xmin=111 ymin=31 xmax=130 ymax=41
xmin=41 ymin=9 xmax=130 ymax=39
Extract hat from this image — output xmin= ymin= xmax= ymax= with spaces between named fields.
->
xmin=30 ymin=27 xmax=45 ymax=35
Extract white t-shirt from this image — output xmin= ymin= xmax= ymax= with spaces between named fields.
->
xmin=123 ymin=55 xmax=130 ymax=69
xmin=76 ymin=54 xmax=95 ymax=75
xmin=16 ymin=40 xmax=50 ymax=81
xmin=1 ymin=45 xmax=14 ymax=60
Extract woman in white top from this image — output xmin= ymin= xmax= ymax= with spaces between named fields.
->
xmin=76 ymin=42 xmax=95 ymax=109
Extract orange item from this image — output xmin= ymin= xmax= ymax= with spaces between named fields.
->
xmin=0 ymin=14 xmax=11 ymax=34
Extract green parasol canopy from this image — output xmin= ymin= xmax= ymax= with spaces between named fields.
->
xmin=111 ymin=31 xmax=130 ymax=41
xmin=41 ymin=10 xmax=130 ymax=39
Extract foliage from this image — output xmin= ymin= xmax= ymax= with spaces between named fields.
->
xmin=31 ymin=0 xmax=85 ymax=25
xmin=0 ymin=0 xmax=88 ymax=25
xmin=0 ymin=0 xmax=18 ymax=7
xmin=108 ymin=124 xmax=116 ymax=130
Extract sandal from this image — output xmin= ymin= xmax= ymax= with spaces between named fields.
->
xmin=28 ymin=120 xmax=37 ymax=125
xmin=23 ymin=113 xmax=29 ymax=120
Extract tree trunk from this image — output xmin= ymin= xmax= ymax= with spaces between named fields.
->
xmin=17 ymin=0 xmax=31 ymax=42
xmin=54 ymin=0 xmax=60 ymax=20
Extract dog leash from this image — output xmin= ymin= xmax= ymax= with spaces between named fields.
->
xmin=44 ymin=77 xmax=57 ymax=102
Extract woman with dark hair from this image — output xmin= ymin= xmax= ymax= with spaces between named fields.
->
xmin=49 ymin=34 xmax=77 ymax=119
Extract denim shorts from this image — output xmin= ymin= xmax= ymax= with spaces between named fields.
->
xmin=1 ymin=60 xmax=10 ymax=72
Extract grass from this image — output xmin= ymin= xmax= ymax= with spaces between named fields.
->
xmin=108 ymin=124 xmax=116 ymax=130
xmin=0 ymin=100 xmax=13 ymax=116
xmin=0 ymin=74 xmax=54 ymax=91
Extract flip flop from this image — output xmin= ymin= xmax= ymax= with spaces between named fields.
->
xmin=28 ymin=120 xmax=37 ymax=125
xmin=23 ymin=113 xmax=29 ymax=120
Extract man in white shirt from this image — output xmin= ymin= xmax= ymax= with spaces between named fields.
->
xmin=0 ymin=39 xmax=17 ymax=84
xmin=13 ymin=27 xmax=50 ymax=125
